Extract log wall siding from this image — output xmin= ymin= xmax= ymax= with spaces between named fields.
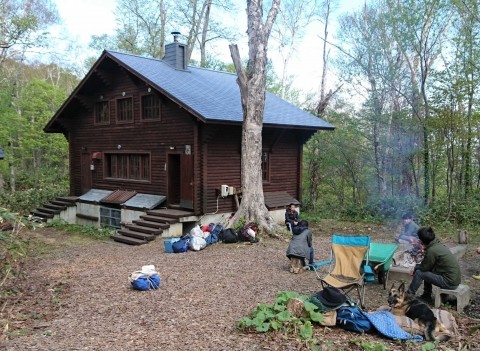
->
xmin=61 ymin=61 xmax=307 ymax=214
xmin=67 ymin=67 xmax=196 ymax=199
xmin=202 ymin=126 xmax=302 ymax=214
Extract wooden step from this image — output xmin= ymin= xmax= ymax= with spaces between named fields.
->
xmin=51 ymin=199 xmax=75 ymax=207
xmin=116 ymin=229 xmax=156 ymax=241
xmin=145 ymin=209 xmax=194 ymax=219
xmin=56 ymin=196 xmax=78 ymax=205
xmin=44 ymin=203 xmax=67 ymax=211
xmin=31 ymin=210 xmax=54 ymax=219
xmin=140 ymin=215 xmax=178 ymax=224
xmin=112 ymin=234 xmax=149 ymax=245
xmin=133 ymin=219 xmax=169 ymax=230
xmin=124 ymin=224 xmax=162 ymax=235
xmin=36 ymin=206 xmax=61 ymax=215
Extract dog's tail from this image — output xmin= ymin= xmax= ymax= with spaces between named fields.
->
xmin=425 ymin=321 xmax=451 ymax=342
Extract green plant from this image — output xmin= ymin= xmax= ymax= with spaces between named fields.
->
xmin=421 ymin=342 xmax=437 ymax=351
xmin=0 ymin=208 xmax=30 ymax=288
xmin=237 ymin=291 xmax=323 ymax=343
xmin=350 ymin=337 xmax=387 ymax=351
xmin=47 ymin=219 xmax=115 ymax=238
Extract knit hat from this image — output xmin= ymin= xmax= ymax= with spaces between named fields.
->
xmin=309 ymin=287 xmax=347 ymax=312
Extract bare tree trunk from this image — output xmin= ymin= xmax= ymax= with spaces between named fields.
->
xmin=228 ymin=0 xmax=280 ymax=234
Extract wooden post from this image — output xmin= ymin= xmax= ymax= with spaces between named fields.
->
xmin=458 ymin=230 xmax=468 ymax=244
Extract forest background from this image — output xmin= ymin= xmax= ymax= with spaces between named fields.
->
xmin=1 ymin=0 xmax=480 ymax=234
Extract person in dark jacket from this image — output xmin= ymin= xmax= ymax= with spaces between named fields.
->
xmin=286 ymin=220 xmax=314 ymax=273
xmin=285 ymin=203 xmax=300 ymax=231
xmin=407 ymin=227 xmax=461 ymax=303
xmin=396 ymin=213 xmax=420 ymax=245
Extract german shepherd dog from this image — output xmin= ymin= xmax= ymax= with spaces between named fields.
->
xmin=388 ymin=282 xmax=450 ymax=341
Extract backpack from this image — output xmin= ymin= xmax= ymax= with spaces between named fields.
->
xmin=206 ymin=224 xmax=223 ymax=245
xmin=221 ymin=228 xmax=239 ymax=243
xmin=336 ymin=306 xmax=373 ymax=334
xmin=172 ymin=237 xmax=190 ymax=253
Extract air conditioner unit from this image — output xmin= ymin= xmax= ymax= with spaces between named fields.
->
xmin=221 ymin=185 xmax=229 ymax=197
xmin=228 ymin=186 xmax=235 ymax=195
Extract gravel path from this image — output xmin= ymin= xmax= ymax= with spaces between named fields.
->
xmin=2 ymin=226 xmax=479 ymax=350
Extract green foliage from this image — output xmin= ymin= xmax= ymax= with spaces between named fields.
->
xmin=0 ymin=208 xmax=30 ymax=289
xmin=421 ymin=342 xmax=437 ymax=351
xmin=350 ymin=337 xmax=387 ymax=351
xmin=0 ymin=182 xmax=68 ymax=215
xmin=237 ymin=291 xmax=323 ymax=344
xmin=47 ymin=219 xmax=115 ymax=239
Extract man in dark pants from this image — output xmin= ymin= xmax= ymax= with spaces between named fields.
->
xmin=407 ymin=227 xmax=461 ymax=304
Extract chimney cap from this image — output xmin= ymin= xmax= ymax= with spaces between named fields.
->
xmin=171 ymin=31 xmax=181 ymax=42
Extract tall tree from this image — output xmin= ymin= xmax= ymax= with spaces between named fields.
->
xmin=0 ymin=0 xmax=58 ymax=64
xmin=113 ymin=0 xmax=170 ymax=58
xmin=271 ymin=0 xmax=318 ymax=99
xmin=229 ymin=0 xmax=280 ymax=233
xmin=387 ymin=0 xmax=452 ymax=204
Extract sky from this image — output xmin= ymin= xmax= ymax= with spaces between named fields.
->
xmin=50 ymin=0 xmax=366 ymax=96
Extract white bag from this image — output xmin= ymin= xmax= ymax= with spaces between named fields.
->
xmin=189 ymin=236 xmax=207 ymax=251
xmin=190 ymin=225 xmax=205 ymax=238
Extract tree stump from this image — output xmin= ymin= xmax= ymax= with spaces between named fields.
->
xmin=458 ymin=230 xmax=468 ymax=244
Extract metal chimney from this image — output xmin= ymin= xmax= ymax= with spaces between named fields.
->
xmin=171 ymin=31 xmax=181 ymax=43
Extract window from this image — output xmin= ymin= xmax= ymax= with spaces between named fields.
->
xmin=100 ymin=206 xmax=121 ymax=229
xmin=141 ymin=94 xmax=161 ymax=120
xmin=262 ymin=150 xmax=270 ymax=182
xmin=117 ymin=97 xmax=133 ymax=122
xmin=105 ymin=153 xmax=150 ymax=181
xmin=95 ymin=101 xmax=110 ymax=124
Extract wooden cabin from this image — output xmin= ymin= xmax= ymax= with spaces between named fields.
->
xmin=42 ymin=38 xmax=334 ymax=244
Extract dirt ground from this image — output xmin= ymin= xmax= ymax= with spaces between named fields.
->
xmin=1 ymin=220 xmax=479 ymax=351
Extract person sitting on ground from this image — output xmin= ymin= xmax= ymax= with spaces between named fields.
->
xmin=407 ymin=227 xmax=461 ymax=304
xmin=285 ymin=203 xmax=300 ymax=231
xmin=396 ymin=213 xmax=420 ymax=245
xmin=286 ymin=220 xmax=314 ymax=274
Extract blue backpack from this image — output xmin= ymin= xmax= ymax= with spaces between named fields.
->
xmin=206 ymin=224 xmax=223 ymax=245
xmin=336 ymin=306 xmax=373 ymax=334
xmin=131 ymin=274 xmax=161 ymax=291
xmin=172 ymin=237 xmax=190 ymax=253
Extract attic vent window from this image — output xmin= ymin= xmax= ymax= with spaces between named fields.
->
xmin=117 ymin=97 xmax=133 ymax=122
xmin=141 ymin=94 xmax=161 ymax=120
xmin=95 ymin=101 xmax=110 ymax=124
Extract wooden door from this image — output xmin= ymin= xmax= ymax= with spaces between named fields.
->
xmin=80 ymin=152 xmax=92 ymax=194
xmin=167 ymin=153 xmax=193 ymax=209
xmin=180 ymin=153 xmax=193 ymax=209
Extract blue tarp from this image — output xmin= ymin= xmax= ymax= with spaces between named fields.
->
xmin=0 ymin=147 xmax=4 ymax=160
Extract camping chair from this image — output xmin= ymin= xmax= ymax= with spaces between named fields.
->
xmin=318 ymin=234 xmax=371 ymax=308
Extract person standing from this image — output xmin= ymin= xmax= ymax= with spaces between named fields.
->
xmin=407 ymin=227 xmax=461 ymax=304
xmin=286 ymin=220 xmax=314 ymax=273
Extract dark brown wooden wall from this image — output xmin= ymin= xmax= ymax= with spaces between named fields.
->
xmin=202 ymin=125 xmax=302 ymax=214
xmin=66 ymin=65 xmax=196 ymax=199
xmin=61 ymin=58 xmax=306 ymax=215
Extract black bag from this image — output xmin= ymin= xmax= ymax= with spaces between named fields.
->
xmin=221 ymin=228 xmax=238 ymax=243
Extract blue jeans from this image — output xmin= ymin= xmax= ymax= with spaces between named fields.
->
xmin=407 ymin=269 xmax=458 ymax=296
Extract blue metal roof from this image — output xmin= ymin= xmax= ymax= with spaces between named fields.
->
xmin=106 ymin=50 xmax=334 ymax=130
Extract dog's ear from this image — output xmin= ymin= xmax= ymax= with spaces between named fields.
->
xmin=398 ymin=282 xmax=405 ymax=293
xmin=390 ymin=283 xmax=395 ymax=290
